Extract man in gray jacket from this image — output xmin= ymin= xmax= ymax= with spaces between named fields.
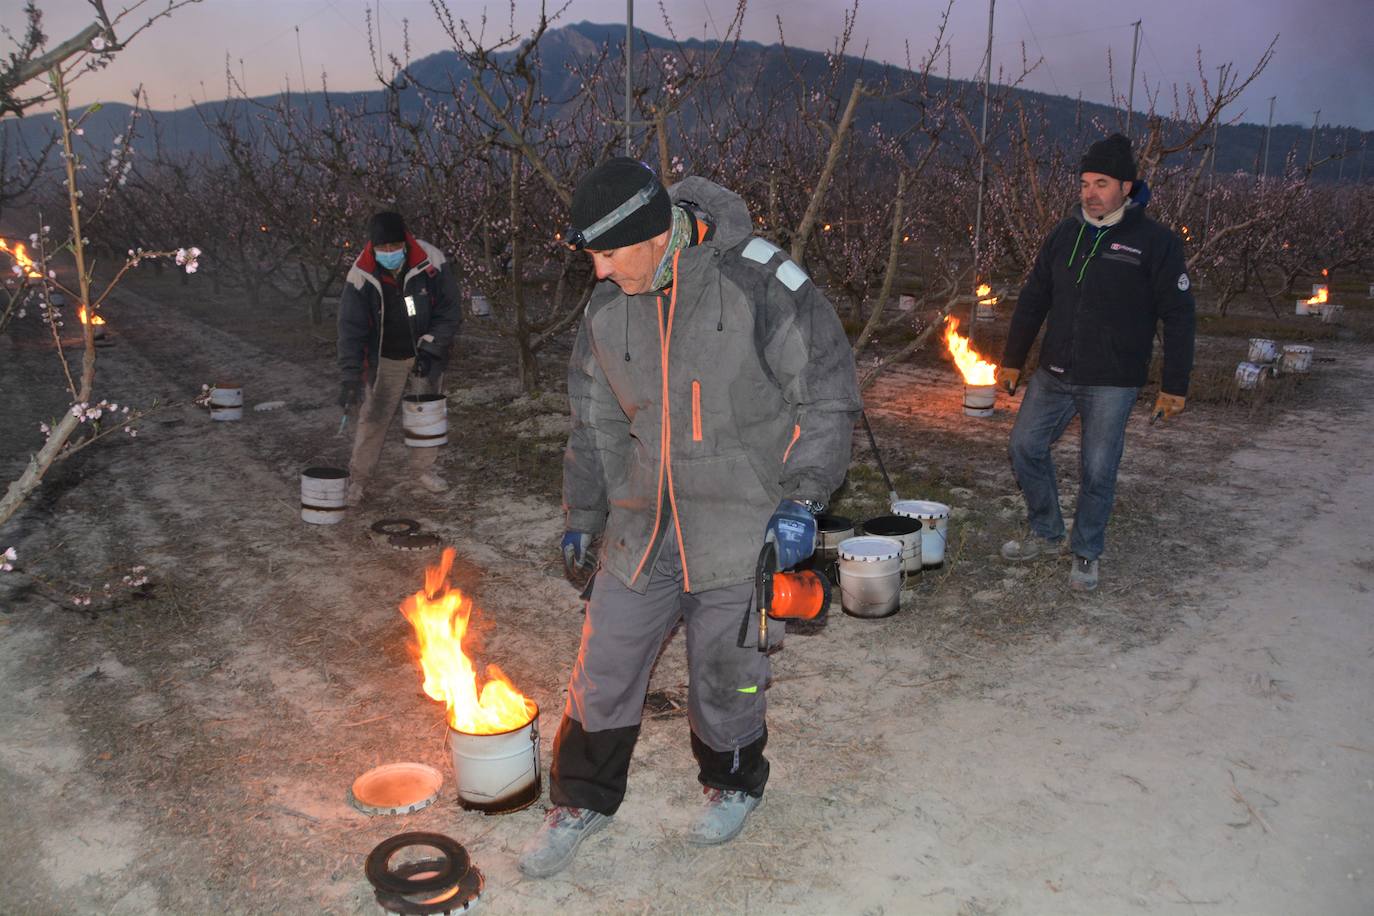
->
xmin=337 ymin=211 xmax=461 ymax=504
xmin=518 ymin=158 xmax=861 ymax=878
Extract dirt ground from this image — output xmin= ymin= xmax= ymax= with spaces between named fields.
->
xmin=1 ymin=270 xmax=1372 ymax=916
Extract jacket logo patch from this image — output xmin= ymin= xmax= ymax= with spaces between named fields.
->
xmin=1177 ymin=273 xmax=1190 ymax=291
xmin=1109 ymin=242 xmax=1142 ymax=256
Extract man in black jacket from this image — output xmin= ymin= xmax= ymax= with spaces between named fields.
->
xmin=337 ymin=211 xmax=461 ymax=504
xmin=996 ymin=134 xmax=1195 ymax=591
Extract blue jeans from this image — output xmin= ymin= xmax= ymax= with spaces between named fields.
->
xmin=1008 ymin=369 xmax=1140 ymax=561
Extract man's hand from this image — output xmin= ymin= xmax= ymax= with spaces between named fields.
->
xmin=1152 ymin=392 xmax=1186 ymax=421
xmin=561 ymin=530 xmax=594 ymax=582
xmin=765 ymin=499 xmax=817 ymax=570
xmin=995 ymin=366 xmax=1020 ymax=395
xmin=339 ymin=379 xmax=363 ymax=410
xmin=412 ymin=336 xmax=445 ymax=378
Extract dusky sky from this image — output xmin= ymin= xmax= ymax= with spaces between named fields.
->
xmin=7 ymin=0 xmax=1372 ymax=130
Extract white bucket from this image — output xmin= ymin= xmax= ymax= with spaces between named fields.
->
xmin=209 ymin=383 xmax=243 ymax=421
xmin=1367 ymin=282 xmax=1373 ymax=299
xmin=860 ymin=515 xmax=923 ymax=573
xmin=975 ymin=302 xmax=996 ymax=322
xmin=1320 ymin=302 xmax=1344 ymax=324
xmin=891 ymin=499 xmax=951 ymax=567
xmin=448 ymin=709 xmax=541 ymax=813
xmin=1247 ymin=338 xmax=1279 ymax=363
xmin=836 ymin=536 xmax=903 ymax=619
xmin=1280 ymin=344 xmax=1313 ymax=374
xmin=300 ymin=466 xmax=348 ymax=524
xmin=897 ymin=294 xmax=916 ymax=312
xmin=401 ymin=393 xmax=448 ymax=447
xmin=470 ymin=294 xmax=491 ymax=317
xmin=1294 ymin=299 xmax=1312 ymax=316
xmin=963 ymin=384 xmax=995 ymax=417
xmin=1235 ymin=361 xmax=1264 ymax=390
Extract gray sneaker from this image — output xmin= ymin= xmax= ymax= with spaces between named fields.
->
xmin=1070 ymin=556 xmax=1099 ymax=591
xmin=416 ymin=470 xmax=450 ymax=494
xmin=1000 ymin=535 xmax=1061 ymax=561
xmin=686 ymin=788 xmax=762 ymax=846
xmin=517 ymin=805 xmax=611 ymax=878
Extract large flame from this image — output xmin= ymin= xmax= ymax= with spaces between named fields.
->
xmin=400 ymin=547 xmax=536 ymax=734
xmin=943 ymin=316 xmax=998 ymax=385
xmin=0 ymin=239 xmax=42 ymax=279
xmin=1304 ymin=287 xmax=1329 ymax=305
xmin=78 ymin=305 xmax=106 ymax=326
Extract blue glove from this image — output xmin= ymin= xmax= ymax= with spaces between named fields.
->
xmin=765 ymin=499 xmax=817 ymax=570
xmin=561 ymin=530 xmax=593 ymax=581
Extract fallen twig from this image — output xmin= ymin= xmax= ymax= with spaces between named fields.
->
xmin=1228 ymin=769 xmax=1273 ymax=833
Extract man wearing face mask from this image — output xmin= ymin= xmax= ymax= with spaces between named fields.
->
xmin=517 ymin=158 xmax=860 ymax=878
xmin=337 ymin=211 xmax=461 ymax=504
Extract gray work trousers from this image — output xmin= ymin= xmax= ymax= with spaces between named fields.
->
xmin=565 ymin=536 xmax=770 ymax=753
xmin=348 ymin=357 xmax=441 ymax=485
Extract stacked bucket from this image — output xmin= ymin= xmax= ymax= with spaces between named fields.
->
xmin=826 ymin=499 xmax=952 ymax=619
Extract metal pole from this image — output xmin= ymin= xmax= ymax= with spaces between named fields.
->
xmin=1338 ymin=132 xmax=1348 ymax=181
xmin=1360 ymin=139 xmax=1367 ymax=183
xmin=1261 ymin=95 xmax=1275 ymax=178
xmin=624 ymin=0 xmax=633 ymax=156
xmin=1203 ymin=66 xmax=1221 ymax=237
xmin=1125 ymin=20 xmax=1140 ymax=133
xmin=1307 ymin=109 xmax=1320 ymax=171
xmin=970 ymin=0 xmax=995 ymax=333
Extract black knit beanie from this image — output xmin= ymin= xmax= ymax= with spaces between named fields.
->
xmin=1080 ymin=134 xmax=1137 ymax=182
xmin=368 ymin=211 xmax=407 ymax=246
xmin=569 ymin=157 xmax=671 ymax=250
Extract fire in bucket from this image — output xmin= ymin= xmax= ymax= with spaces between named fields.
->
xmin=400 ymin=548 xmax=541 ymax=813
xmin=943 ymin=316 xmax=998 ymax=417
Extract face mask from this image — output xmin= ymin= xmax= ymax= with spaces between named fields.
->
xmin=376 ymin=247 xmax=405 ymax=271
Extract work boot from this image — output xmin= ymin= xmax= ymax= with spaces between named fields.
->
xmin=686 ymin=787 xmax=762 ymax=846
xmin=345 ymin=481 xmax=365 ymax=507
xmin=1070 ymin=556 xmax=1099 ymax=592
xmin=516 ymin=805 xmax=611 ymax=878
xmin=416 ymin=470 xmax=449 ymax=494
xmin=1000 ymin=534 xmax=1061 ymax=561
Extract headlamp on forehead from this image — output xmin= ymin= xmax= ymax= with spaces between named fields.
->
xmin=564 ymin=170 xmax=663 ymax=251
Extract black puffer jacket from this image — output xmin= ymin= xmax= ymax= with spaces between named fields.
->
xmin=1002 ymin=193 xmax=1195 ymax=395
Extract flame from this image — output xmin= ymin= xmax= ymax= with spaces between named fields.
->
xmin=1321 ymin=268 xmax=1329 ymax=277
xmin=400 ymin=548 xmax=536 ymax=734
xmin=0 ymin=239 xmax=43 ymax=279
xmin=976 ymin=283 xmax=998 ymax=306
xmin=78 ymin=305 xmax=106 ymax=326
xmin=1304 ymin=287 xmax=1329 ymax=305
xmin=943 ymin=316 xmax=998 ymax=385
xmin=976 ymin=283 xmax=991 ymax=297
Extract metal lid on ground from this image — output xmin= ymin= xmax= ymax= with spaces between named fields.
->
xmin=348 ymin=762 xmax=444 ymax=816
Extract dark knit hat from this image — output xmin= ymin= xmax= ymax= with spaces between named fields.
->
xmin=1080 ymin=134 xmax=1136 ymax=182
xmin=368 ymin=211 xmax=407 ymax=246
xmin=568 ymin=157 xmax=671 ymax=250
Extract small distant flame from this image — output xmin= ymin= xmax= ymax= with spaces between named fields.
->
xmin=1321 ymin=268 xmax=1329 ymax=277
xmin=976 ymin=283 xmax=991 ymax=297
xmin=400 ymin=547 xmax=536 ymax=734
xmin=943 ymin=316 xmax=998 ymax=386
xmin=976 ymin=283 xmax=998 ymax=306
xmin=78 ymin=305 xmax=106 ymax=326
xmin=1305 ymin=287 xmax=1329 ymax=306
xmin=0 ymin=239 xmax=43 ymax=279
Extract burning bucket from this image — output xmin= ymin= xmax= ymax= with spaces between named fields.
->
xmin=470 ymin=295 xmax=491 ymax=317
xmin=401 ymin=394 xmax=448 ymax=447
xmin=891 ymin=499 xmax=950 ymax=567
xmin=1279 ymin=344 xmax=1313 ymax=374
xmin=835 ymin=536 xmax=903 ymax=619
xmin=860 ymin=515 xmax=922 ymax=574
xmin=209 ymin=383 xmax=243 ymax=421
xmin=963 ymin=384 xmax=996 ymax=417
xmin=300 ymin=466 xmax=348 ymax=524
xmin=1320 ymin=302 xmax=1344 ymax=324
xmin=449 ymin=710 xmax=541 ymax=814
xmin=1235 ymin=362 xmax=1265 ymax=390
xmin=1247 ymin=338 xmax=1279 ymax=363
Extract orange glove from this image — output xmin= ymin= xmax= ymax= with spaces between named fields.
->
xmin=995 ymin=366 xmax=1021 ymax=395
xmin=1153 ymin=392 xmax=1186 ymax=421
